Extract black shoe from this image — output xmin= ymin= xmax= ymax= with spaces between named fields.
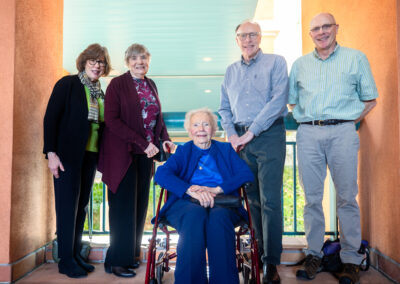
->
xmin=75 ymin=254 xmax=95 ymax=272
xmin=334 ymin=263 xmax=360 ymax=284
xmin=128 ymin=260 xmax=140 ymax=269
xmin=111 ymin=266 xmax=136 ymax=278
xmin=58 ymin=259 xmax=88 ymax=278
xmin=263 ymin=263 xmax=281 ymax=284
xmin=104 ymin=262 xmax=112 ymax=274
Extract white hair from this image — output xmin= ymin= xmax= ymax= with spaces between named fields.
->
xmin=184 ymin=107 xmax=218 ymax=133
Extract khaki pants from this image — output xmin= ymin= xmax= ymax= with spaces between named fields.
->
xmin=297 ymin=122 xmax=363 ymax=265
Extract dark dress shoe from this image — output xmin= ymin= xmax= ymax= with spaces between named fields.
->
xmin=128 ymin=261 xmax=140 ymax=269
xmin=111 ymin=266 xmax=136 ymax=278
xmin=263 ymin=263 xmax=281 ymax=284
xmin=75 ymin=254 xmax=95 ymax=272
xmin=58 ymin=259 xmax=88 ymax=278
xmin=104 ymin=262 xmax=112 ymax=274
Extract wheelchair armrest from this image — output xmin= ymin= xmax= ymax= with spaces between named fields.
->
xmin=243 ymin=182 xmax=251 ymax=190
xmin=190 ymin=194 xmax=242 ymax=208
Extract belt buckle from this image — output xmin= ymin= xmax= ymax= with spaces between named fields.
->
xmin=318 ymin=120 xmax=324 ymax=126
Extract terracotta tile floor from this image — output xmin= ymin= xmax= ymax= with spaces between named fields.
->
xmin=17 ymin=262 xmax=394 ymax=283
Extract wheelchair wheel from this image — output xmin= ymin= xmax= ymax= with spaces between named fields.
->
xmin=242 ymin=265 xmax=250 ymax=284
xmin=243 ymin=264 xmax=259 ymax=284
xmin=156 ymin=252 xmax=165 ymax=284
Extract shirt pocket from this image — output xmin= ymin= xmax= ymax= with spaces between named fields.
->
xmin=337 ymin=72 xmax=358 ymax=97
xmin=252 ymin=72 xmax=270 ymax=99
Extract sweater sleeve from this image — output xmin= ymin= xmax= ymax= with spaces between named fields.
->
xmin=218 ymin=145 xmax=254 ymax=194
xmin=149 ymin=79 xmax=170 ymax=142
xmin=104 ymin=78 xmax=149 ymax=150
xmin=43 ymin=77 xmax=69 ymax=156
xmin=159 ymin=114 xmax=170 ymax=142
xmin=154 ymin=146 xmax=191 ymax=198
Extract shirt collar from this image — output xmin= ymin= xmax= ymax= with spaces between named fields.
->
xmin=241 ymin=48 xmax=262 ymax=65
xmin=313 ymin=43 xmax=340 ymax=60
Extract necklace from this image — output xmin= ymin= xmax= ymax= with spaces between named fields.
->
xmin=198 ymin=153 xmax=211 ymax=170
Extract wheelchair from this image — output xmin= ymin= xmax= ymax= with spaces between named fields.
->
xmin=145 ymin=183 xmax=261 ymax=284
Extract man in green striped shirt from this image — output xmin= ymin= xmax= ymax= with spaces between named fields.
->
xmin=289 ymin=13 xmax=378 ymax=284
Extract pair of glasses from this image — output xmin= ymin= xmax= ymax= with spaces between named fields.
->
xmin=236 ymin=32 xmax=260 ymax=41
xmin=310 ymin=23 xmax=337 ymax=33
xmin=88 ymin=59 xmax=106 ymax=67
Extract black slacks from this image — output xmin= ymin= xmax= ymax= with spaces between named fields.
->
xmin=237 ymin=118 xmax=286 ymax=265
xmin=53 ymin=151 xmax=98 ymax=262
xmin=105 ymin=154 xmax=153 ymax=266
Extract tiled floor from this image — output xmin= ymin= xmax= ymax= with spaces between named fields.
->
xmin=17 ymin=262 xmax=394 ymax=283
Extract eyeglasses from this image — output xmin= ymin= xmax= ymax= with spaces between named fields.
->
xmin=88 ymin=59 xmax=106 ymax=67
xmin=310 ymin=23 xmax=337 ymax=33
xmin=236 ymin=32 xmax=260 ymax=41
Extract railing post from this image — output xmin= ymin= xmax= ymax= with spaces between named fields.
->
xmin=293 ymin=142 xmax=298 ymax=234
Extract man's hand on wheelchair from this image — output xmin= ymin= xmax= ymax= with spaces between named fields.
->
xmin=186 ymin=185 xmax=217 ymax=208
xmin=228 ymin=131 xmax=254 ymax=152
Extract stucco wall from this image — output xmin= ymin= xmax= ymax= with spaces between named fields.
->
xmin=302 ymin=0 xmax=400 ymax=266
xmin=0 ymin=0 xmax=16 ymax=266
xmin=9 ymin=0 xmax=63 ymax=262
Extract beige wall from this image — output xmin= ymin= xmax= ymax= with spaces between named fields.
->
xmin=0 ymin=0 xmax=63 ymax=271
xmin=302 ymin=0 xmax=400 ymax=272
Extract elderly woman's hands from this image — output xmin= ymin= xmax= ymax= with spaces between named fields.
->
xmin=201 ymin=186 xmax=223 ymax=195
xmin=144 ymin=142 xmax=159 ymax=158
xmin=47 ymin=152 xmax=65 ymax=178
xmin=162 ymin=141 xmax=176 ymax=153
xmin=186 ymin=185 xmax=216 ymax=208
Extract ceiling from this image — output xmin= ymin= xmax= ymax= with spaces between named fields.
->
xmin=63 ymin=0 xmax=258 ymax=112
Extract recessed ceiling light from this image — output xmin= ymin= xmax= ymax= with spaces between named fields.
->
xmin=204 ymin=89 xmax=212 ymax=93
xmin=203 ymin=57 xmax=212 ymax=62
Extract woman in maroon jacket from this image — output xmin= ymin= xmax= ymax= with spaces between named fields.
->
xmin=98 ymin=43 xmax=175 ymax=278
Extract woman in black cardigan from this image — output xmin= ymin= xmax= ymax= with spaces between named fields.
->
xmin=43 ymin=43 xmax=111 ymax=278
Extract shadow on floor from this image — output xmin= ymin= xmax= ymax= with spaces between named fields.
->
xmin=17 ymin=262 xmax=394 ymax=283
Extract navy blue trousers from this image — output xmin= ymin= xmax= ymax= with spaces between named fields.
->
xmin=165 ymin=199 xmax=241 ymax=284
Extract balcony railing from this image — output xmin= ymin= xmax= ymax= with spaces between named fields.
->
xmin=84 ymin=113 xmax=338 ymax=237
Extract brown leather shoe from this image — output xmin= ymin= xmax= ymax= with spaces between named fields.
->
xmin=263 ymin=263 xmax=281 ymax=284
xmin=296 ymin=254 xmax=322 ymax=280
xmin=334 ymin=263 xmax=360 ymax=284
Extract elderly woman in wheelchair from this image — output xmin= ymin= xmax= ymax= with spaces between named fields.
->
xmin=154 ymin=107 xmax=254 ymax=284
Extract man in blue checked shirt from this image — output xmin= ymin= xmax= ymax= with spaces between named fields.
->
xmin=219 ymin=20 xmax=289 ymax=284
xmin=289 ymin=13 xmax=378 ymax=284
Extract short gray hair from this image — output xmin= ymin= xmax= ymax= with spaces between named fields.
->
xmin=235 ymin=20 xmax=262 ymax=33
xmin=184 ymin=108 xmax=218 ymax=133
xmin=124 ymin=43 xmax=151 ymax=64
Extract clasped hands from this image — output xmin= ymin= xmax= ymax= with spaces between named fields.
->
xmin=186 ymin=185 xmax=223 ymax=208
xmin=144 ymin=140 xmax=176 ymax=158
xmin=228 ymin=131 xmax=254 ymax=151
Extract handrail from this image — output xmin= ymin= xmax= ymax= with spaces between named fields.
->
xmin=83 ymin=112 xmax=340 ymax=237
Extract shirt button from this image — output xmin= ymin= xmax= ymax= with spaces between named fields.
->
xmin=246 ymin=104 xmax=249 ymax=106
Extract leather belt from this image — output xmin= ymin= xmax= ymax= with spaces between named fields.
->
xmin=234 ymin=124 xmax=250 ymax=132
xmin=300 ymin=119 xmax=353 ymax=126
